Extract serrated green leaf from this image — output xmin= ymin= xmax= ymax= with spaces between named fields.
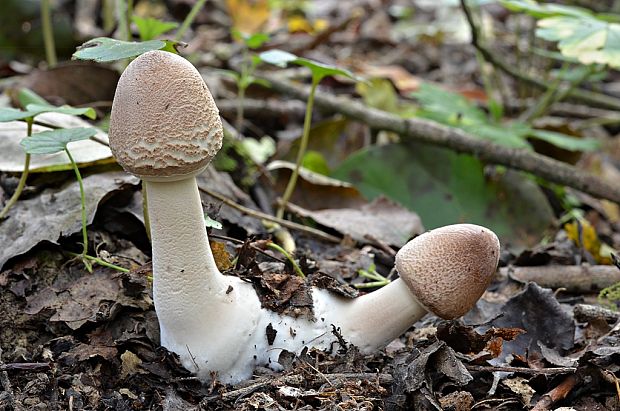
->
xmin=259 ymin=49 xmax=360 ymax=82
xmin=529 ymin=129 xmax=601 ymax=151
xmin=501 ymin=1 xmax=620 ymax=68
xmin=73 ymin=37 xmax=165 ymax=62
xmin=537 ymin=16 xmax=620 ymax=67
xmin=132 ymin=16 xmax=178 ymax=41
xmin=21 ymin=128 xmax=98 ymax=154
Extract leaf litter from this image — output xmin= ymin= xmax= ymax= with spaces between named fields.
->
xmin=2 ymin=0 xmax=620 ymax=409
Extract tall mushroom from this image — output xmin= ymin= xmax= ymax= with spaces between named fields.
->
xmin=109 ymin=50 xmax=501 ymax=384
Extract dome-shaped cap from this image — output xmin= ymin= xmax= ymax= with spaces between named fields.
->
xmin=109 ymin=50 xmax=223 ymax=180
xmin=395 ymin=224 xmax=500 ymax=319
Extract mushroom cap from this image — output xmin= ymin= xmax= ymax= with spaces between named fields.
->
xmin=109 ymin=50 xmax=223 ymax=181
xmin=395 ymin=224 xmax=500 ymax=319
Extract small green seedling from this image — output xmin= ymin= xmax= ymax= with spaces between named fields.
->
xmin=0 ymin=93 xmax=96 ymax=219
xmin=20 ymin=128 xmax=128 ymax=273
xmin=132 ymin=16 xmax=178 ymax=41
xmin=222 ymin=30 xmax=271 ymax=131
xmin=258 ymin=49 xmax=361 ymax=219
xmin=355 ymin=264 xmax=391 ymax=289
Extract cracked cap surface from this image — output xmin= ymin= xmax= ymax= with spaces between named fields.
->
xmin=395 ymin=224 xmax=500 ymax=319
xmin=109 ymin=50 xmax=223 ymax=181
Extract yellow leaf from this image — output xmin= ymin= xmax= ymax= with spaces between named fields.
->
xmin=226 ymin=0 xmax=271 ymax=35
xmin=564 ymin=219 xmax=612 ymax=264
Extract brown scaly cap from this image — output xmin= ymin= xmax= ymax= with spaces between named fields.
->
xmin=395 ymin=224 xmax=500 ymax=319
xmin=109 ymin=50 xmax=223 ymax=181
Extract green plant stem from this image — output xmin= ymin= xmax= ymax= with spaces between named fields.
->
xmin=355 ymin=268 xmax=391 ymax=289
xmin=521 ymin=65 xmax=595 ymax=123
xmin=0 ymin=120 xmax=33 ymax=220
xmin=102 ymin=0 xmax=116 ymax=33
xmin=65 ymin=148 xmax=88 ymax=257
xmin=276 ymin=77 xmax=319 ymax=219
xmin=67 ymin=252 xmax=130 ymax=273
xmin=40 ymin=0 xmax=57 ymax=67
xmin=266 ymin=241 xmax=305 ymax=278
xmin=116 ymin=0 xmax=133 ymax=41
xmin=236 ymin=84 xmax=246 ymax=132
xmin=174 ymin=0 xmax=207 ymax=41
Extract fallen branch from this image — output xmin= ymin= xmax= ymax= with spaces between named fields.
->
xmin=500 ymin=265 xmax=620 ymax=292
xmin=574 ymin=303 xmax=619 ymax=323
xmin=258 ymin=75 xmax=620 ymax=204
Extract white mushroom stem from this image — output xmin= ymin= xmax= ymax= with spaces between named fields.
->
xmin=146 ymin=176 xmax=437 ymax=383
xmin=312 ymin=281 xmax=428 ymax=352
xmin=146 ymin=177 xmax=263 ymax=378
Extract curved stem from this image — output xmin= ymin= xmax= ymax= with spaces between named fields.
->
xmin=0 ymin=120 xmax=33 ymax=220
xmin=41 ymin=0 xmax=57 ymax=67
xmin=67 ymin=252 xmax=129 ymax=273
xmin=266 ymin=241 xmax=305 ymax=278
xmin=276 ymin=77 xmax=319 ymax=219
xmin=65 ymin=148 xmax=88 ymax=258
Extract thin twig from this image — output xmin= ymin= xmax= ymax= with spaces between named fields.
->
xmin=258 ymin=75 xmax=620 ymax=204
xmin=466 ymin=364 xmax=576 ymax=375
xmin=531 ymin=374 xmax=578 ymax=411
xmin=500 ymin=265 xmax=620 ymax=292
xmin=198 ymin=185 xmax=341 ymax=243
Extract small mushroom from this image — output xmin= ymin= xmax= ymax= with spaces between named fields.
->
xmin=108 ymin=50 xmax=501 ymax=384
xmin=311 ymin=224 xmax=500 ymax=353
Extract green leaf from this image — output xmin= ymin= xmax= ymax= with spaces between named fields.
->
xmin=21 ymin=128 xmax=98 ymax=154
xmin=0 ymin=103 xmax=97 ymax=123
xmin=132 ymin=16 xmax=178 ymax=41
xmin=245 ymin=33 xmax=270 ymax=49
xmin=500 ymin=0 xmax=593 ymax=19
xmin=232 ymin=29 xmax=270 ymax=49
xmin=301 ymin=150 xmax=330 ymax=175
xmin=529 ymin=129 xmax=601 ymax=152
xmin=204 ymin=214 xmax=223 ymax=229
xmin=18 ymin=89 xmax=48 ymax=107
xmin=501 ymin=1 xmax=620 ymax=68
xmin=332 ymin=142 xmax=555 ymax=246
xmin=412 ymin=83 xmax=531 ymax=149
xmin=536 ymin=16 xmax=620 ymax=67
xmin=26 ymin=104 xmax=97 ymax=120
xmin=258 ymin=49 xmax=361 ymax=82
xmin=0 ymin=108 xmax=32 ymax=122
xmin=73 ymin=37 xmax=166 ymax=62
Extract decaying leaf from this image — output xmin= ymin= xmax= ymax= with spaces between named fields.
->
xmin=0 ymin=172 xmax=138 ymax=269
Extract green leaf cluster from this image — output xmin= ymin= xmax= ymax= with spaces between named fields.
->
xmin=412 ymin=83 xmax=600 ymax=152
